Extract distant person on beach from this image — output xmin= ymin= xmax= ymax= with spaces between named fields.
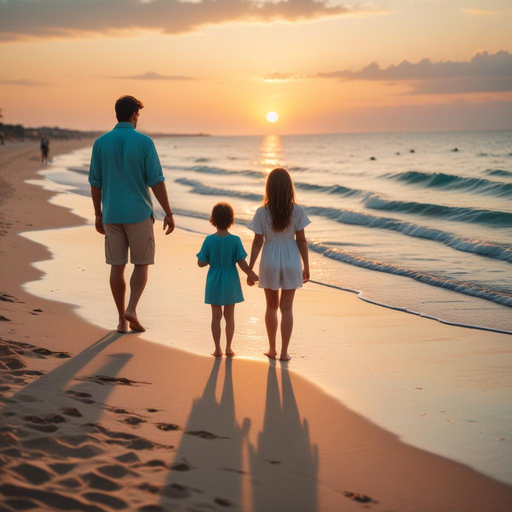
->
xmin=40 ymin=137 xmax=49 ymax=164
xmin=247 ymin=168 xmax=311 ymax=361
xmin=197 ymin=202 xmax=258 ymax=357
xmin=88 ymin=95 xmax=175 ymax=333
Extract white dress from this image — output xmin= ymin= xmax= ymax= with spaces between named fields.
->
xmin=248 ymin=205 xmax=311 ymax=290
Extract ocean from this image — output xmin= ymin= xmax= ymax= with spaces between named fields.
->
xmin=50 ymin=129 xmax=512 ymax=333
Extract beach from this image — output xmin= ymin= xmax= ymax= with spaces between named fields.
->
xmin=1 ymin=141 xmax=512 ymax=511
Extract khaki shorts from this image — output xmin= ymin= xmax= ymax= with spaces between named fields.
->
xmin=104 ymin=216 xmax=155 ymax=265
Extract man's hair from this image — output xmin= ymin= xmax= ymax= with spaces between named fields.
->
xmin=115 ymin=95 xmax=144 ymax=122
xmin=210 ymin=202 xmax=234 ymax=230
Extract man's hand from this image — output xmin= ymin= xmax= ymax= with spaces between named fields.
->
xmin=163 ymin=214 xmax=175 ymax=235
xmin=95 ymin=215 xmax=105 ymax=235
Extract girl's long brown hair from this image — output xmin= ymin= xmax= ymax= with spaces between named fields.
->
xmin=264 ymin=168 xmax=296 ymax=232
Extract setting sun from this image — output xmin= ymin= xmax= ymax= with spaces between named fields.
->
xmin=266 ymin=111 xmax=279 ymax=123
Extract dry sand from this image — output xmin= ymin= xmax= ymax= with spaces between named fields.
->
xmin=1 ymin=141 xmax=512 ymax=512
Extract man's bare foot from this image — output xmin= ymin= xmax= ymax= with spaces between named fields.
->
xmin=225 ymin=348 xmax=235 ymax=357
xmin=279 ymin=353 xmax=292 ymax=361
xmin=264 ymin=351 xmax=277 ymax=360
xmin=124 ymin=310 xmax=145 ymax=332
xmin=212 ymin=349 xmax=223 ymax=358
xmin=117 ymin=318 xmax=129 ymax=333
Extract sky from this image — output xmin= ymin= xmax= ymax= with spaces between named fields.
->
xmin=1 ymin=0 xmax=511 ymax=135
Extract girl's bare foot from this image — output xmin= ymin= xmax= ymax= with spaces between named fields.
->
xmin=264 ymin=350 xmax=277 ymax=359
xmin=117 ymin=318 xmax=129 ymax=333
xmin=124 ymin=310 xmax=145 ymax=332
xmin=212 ymin=349 xmax=223 ymax=358
xmin=279 ymin=353 xmax=291 ymax=361
xmin=225 ymin=348 xmax=235 ymax=357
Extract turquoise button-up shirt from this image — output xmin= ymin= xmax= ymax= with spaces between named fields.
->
xmin=88 ymin=122 xmax=165 ymax=224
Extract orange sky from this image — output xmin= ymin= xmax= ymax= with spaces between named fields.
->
xmin=1 ymin=0 xmax=511 ymax=135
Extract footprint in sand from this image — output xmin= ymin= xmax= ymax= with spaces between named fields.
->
xmin=82 ymin=491 xmax=128 ymax=510
xmin=12 ymin=462 xmax=51 ymax=485
xmin=97 ymin=464 xmax=131 ymax=479
xmin=80 ymin=472 xmax=121 ymax=491
xmin=77 ymin=375 xmax=150 ymax=386
xmin=185 ymin=430 xmax=229 ymax=440
xmin=155 ymin=423 xmax=180 ymax=431
xmin=123 ymin=416 xmax=147 ymax=426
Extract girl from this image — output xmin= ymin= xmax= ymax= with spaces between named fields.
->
xmin=247 ymin=168 xmax=311 ymax=361
xmin=197 ymin=202 xmax=258 ymax=357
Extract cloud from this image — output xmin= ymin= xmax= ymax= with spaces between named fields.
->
xmin=0 ymin=79 xmax=49 ymax=86
xmin=115 ymin=72 xmax=197 ymax=81
xmin=316 ymin=51 xmax=512 ymax=94
xmin=0 ymin=0 xmax=359 ymax=42
xmin=461 ymin=8 xmax=511 ymax=16
xmin=405 ymin=76 xmax=512 ymax=95
xmin=253 ymin=71 xmax=306 ymax=83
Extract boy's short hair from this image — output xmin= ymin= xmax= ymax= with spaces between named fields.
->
xmin=210 ymin=202 xmax=234 ymax=230
xmin=115 ymin=95 xmax=144 ymax=122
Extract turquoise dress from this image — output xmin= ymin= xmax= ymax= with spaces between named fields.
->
xmin=197 ymin=234 xmax=248 ymax=306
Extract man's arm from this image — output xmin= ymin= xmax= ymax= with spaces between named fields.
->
xmin=151 ymin=181 xmax=175 ymax=235
xmin=88 ymin=139 xmax=104 ymax=235
xmin=91 ymin=185 xmax=105 ymax=235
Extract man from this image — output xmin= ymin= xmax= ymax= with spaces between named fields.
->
xmin=40 ymin=137 xmax=49 ymax=164
xmin=89 ymin=95 xmax=175 ymax=333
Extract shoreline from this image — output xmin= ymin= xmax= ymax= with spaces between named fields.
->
xmin=1 ymin=141 xmax=512 ymax=511
xmin=309 ymin=279 xmax=512 ymax=336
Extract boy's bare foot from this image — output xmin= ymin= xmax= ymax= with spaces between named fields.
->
xmin=225 ymin=348 xmax=235 ymax=357
xmin=264 ymin=351 xmax=277 ymax=360
xmin=212 ymin=349 xmax=223 ymax=358
xmin=279 ymin=353 xmax=292 ymax=361
xmin=117 ymin=318 xmax=129 ymax=333
xmin=124 ymin=310 xmax=145 ymax=332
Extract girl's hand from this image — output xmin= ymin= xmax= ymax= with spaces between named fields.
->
xmin=247 ymin=270 xmax=258 ymax=286
xmin=303 ymin=268 xmax=310 ymax=283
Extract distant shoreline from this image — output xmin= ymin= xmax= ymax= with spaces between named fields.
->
xmin=0 ymin=122 xmax=210 ymax=143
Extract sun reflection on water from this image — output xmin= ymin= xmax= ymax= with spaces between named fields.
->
xmin=259 ymin=134 xmax=283 ymax=172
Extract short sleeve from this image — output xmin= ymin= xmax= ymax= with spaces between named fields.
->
xmin=234 ymin=237 xmax=248 ymax=262
xmin=248 ymin=207 xmax=265 ymax=235
xmin=196 ymin=238 xmax=210 ymax=263
xmin=145 ymin=139 xmax=165 ymax=187
xmin=295 ymin=206 xmax=311 ymax=231
xmin=88 ymin=140 xmax=102 ymax=188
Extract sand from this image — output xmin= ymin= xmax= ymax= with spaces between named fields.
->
xmin=1 ymin=140 xmax=512 ymax=512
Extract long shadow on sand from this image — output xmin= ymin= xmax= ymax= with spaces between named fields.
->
xmin=248 ymin=362 xmax=319 ymax=512
xmin=160 ymin=357 xmax=249 ymax=509
xmin=4 ymin=331 xmax=126 ymax=403
xmin=0 ymin=331 xmax=139 ymax=510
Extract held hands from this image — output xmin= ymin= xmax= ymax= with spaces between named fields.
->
xmin=95 ymin=215 xmax=105 ymax=235
xmin=303 ymin=268 xmax=310 ymax=283
xmin=247 ymin=270 xmax=259 ymax=287
xmin=163 ymin=214 xmax=175 ymax=235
